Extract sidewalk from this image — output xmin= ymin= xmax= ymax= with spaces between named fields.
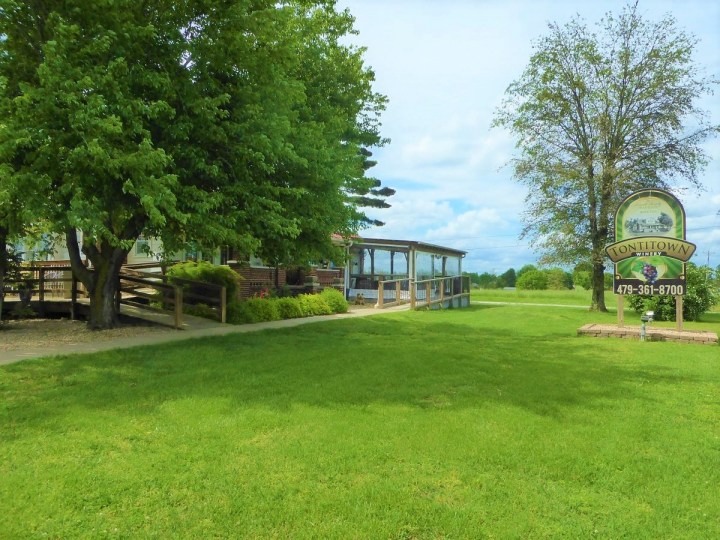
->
xmin=0 ymin=304 xmax=410 ymax=366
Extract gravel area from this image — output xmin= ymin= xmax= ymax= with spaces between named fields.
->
xmin=0 ymin=303 xmax=388 ymax=357
xmin=0 ymin=318 xmax=174 ymax=353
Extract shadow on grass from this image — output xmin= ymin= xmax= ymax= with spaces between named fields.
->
xmin=1 ymin=306 xmax=706 ymax=438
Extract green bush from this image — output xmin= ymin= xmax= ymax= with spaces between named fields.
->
xmin=167 ymin=261 xmax=241 ymax=300
xmin=627 ymin=263 xmax=718 ymax=321
xmin=572 ymin=270 xmax=591 ymax=290
xmin=227 ymin=293 xmax=340 ymax=324
xmin=275 ymin=297 xmax=304 ymax=319
xmin=545 ymin=268 xmax=572 ymax=290
xmin=184 ymin=303 xmax=218 ymax=320
xmin=297 ymin=293 xmax=332 ymax=316
xmin=516 ymin=269 xmax=548 ymax=290
xmin=226 ymin=300 xmax=253 ymax=324
xmin=251 ymin=298 xmax=280 ymax=322
xmin=320 ymin=288 xmax=348 ymax=313
xmin=226 ymin=298 xmax=279 ymax=324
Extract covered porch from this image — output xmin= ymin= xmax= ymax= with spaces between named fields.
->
xmin=344 ymin=238 xmax=470 ymax=309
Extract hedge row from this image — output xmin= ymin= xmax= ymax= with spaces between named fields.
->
xmin=226 ymin=288 xmax=348 ymax=325
xmin=165 ymin=261 xmax=350 ymax=324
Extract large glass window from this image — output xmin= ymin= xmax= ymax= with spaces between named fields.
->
xmin=373 ymin=249 xmax=392 ymax=275
xmin=445 ymin=256 xmax=461 ymax=276
xmin=416 ymin=251 xmax=434 ymax=281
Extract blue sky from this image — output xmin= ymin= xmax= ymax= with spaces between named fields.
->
xmin=339 ymin=0 xmax=720 ymax=274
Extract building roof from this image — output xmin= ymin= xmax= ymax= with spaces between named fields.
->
xmin=348 ymin=237 xmax=466 ymax=258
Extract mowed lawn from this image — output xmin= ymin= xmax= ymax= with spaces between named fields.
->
xmin=1 ymin=305 xmax=719 ymax=538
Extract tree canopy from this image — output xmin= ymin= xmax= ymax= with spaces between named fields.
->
xmin=493 ymin=2 xmax=718 ymax=311
xmin=0 ymin=0 xmax=388 ymax=328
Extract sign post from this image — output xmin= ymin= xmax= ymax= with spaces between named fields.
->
xmin=605 ymin=189 xmax=696 ymax=330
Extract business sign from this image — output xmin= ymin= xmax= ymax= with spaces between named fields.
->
xmin=605 ymin=189 xmax=695 ymax=296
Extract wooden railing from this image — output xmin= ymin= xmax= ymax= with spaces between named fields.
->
xmin=1 ymin=265 xmax=84 ymax=319
xmin=412 ymin=275 xmax=471 ymax=309
xmin=119 ymin=269 xmax=227 ymax=324
xmin=375 ymin=275 xmax=471 ymax=309
xmin=375 ymin=278 xmax=412 ymax=308
xmin=2 ymin=264 xmax=228 ymax=328
xmin=116 ymin=273 xmax=184 ymax=328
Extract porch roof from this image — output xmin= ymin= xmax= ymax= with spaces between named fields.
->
xmin=347 ymin=237 xmax=466 ymax=258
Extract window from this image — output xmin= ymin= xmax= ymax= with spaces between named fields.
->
xmin=135 ymin=235 xmax=150 ymax=256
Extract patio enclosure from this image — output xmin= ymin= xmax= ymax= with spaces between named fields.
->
xmin=346 ymin=238 xmax=469 ymax=308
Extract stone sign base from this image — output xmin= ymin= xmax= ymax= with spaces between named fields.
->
xmin=578 ymin=324 xmax=718 ymax=345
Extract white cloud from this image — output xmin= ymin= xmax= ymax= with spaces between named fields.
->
xmin=426 ymin=208 xmax=507 ymax=241
xmin=400 ymin=135 xmax=462 ymax=167
xmin=341 ymin=0 xmax=720 ymax=272
xmin=361 ymin=197 xmax=455 ymax=240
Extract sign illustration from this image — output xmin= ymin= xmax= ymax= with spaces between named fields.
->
xmin=606 ymin=189 xmax=695 ymax=296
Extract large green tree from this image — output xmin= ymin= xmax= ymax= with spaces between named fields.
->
xmin=0 ymin=0 xmax=387 ymax=328
xmin=0 ymin=174 xmax=23 ymax=323
xmin=493 ymin=2 xmax=717 ymax=311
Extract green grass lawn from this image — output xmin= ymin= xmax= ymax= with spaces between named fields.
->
xmin=1 ymin=305 xmax=719 ymax=538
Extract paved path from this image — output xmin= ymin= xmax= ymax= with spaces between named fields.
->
xmin=472 ymin=300 xmax=591 ymax=309
xmin=0 ymin=304 xmax=410 ymax=366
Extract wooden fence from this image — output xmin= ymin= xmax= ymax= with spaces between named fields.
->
xmin=2 ymin=265 xmax=228 ymax=329
xmin=375 ymin=275 xmax=471 ymax=309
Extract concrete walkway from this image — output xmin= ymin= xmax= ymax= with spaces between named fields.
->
xmin=0 ymin=304 xmax=410 ymax=366
xmin=472 ymin=300 xmax=590 ymax=309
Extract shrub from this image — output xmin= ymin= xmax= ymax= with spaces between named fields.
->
xmin=226 ymin=298 xmax=279 ymax=324
xmin=246 ymin=298 xmax=280 ymax=323
xmin=227 ymin=294 xmax=340 ymax=324
xmin=275 ymin=297 xmax=304 ymax=319
xmin=184 ymin=303 xmax=218 ymax=320
xmin=516 ymin=264 xmax=537 ymax=280
xmin=516 ymin=269 xmax=548 ymax=290
xmin=167 ymin=261 xmax=241 ymax=300
xmin=226 ymin=300 xmax=253 ymax=324
xmin=320 ymin=288 xmax=348 ymax=313
xmin=545 ymin=268 xmax=572 ymax=290
xmin=573 ymin=270 xmax=591 ymax=290
xmin=627 ymin=263 xmax=718 ymax=321
xmin=297 ymin=293 xmax=332 ymax=316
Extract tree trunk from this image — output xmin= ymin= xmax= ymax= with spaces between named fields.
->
xmin=86 ymin=258 xmax=123 ymax=329
xmin=590 ymin=258 xmax=607 ymax=312
xmin=0 ymin=228 xmax=6 ymax=324
xmin=66 ymin=228 xmax=129 ymax=329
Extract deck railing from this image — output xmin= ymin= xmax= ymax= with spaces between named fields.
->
xmin=119 ymin=269 xmax=227 ymax=324
xmin=374 ymin=278 xmax=412 ymax=308
xmin=2 ymin=264 xmax=228 ymax=328
xmin=1 ymin=265 xmax=85 ymax=319
xmin=375 ymin=275 xmax=471 ymax=309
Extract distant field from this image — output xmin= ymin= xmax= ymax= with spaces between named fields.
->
xmin=470 ymin=287 xmax=720 ymax=327
xmin=470 ymin=287 xmax=614 ymax=307
xmin=1 ymin=305 xmax=719 ymax=538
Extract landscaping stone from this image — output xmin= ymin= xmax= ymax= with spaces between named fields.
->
xmin=577 ymin=323 xmax=718 ymax=345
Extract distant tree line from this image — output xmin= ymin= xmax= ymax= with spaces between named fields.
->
xmin=466 ymin=262 xmax=719 ymax=321
xmin=466 ymin=263 xmax=613 ymax=291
